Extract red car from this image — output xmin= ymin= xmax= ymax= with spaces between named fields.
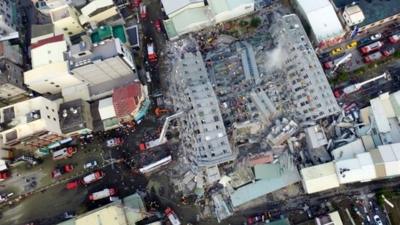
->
xmin=132 ymin=0 xmax=141 ymax=7
xmin=66 ymin=180 xmax=79 ymax=190
xmin=52 ymin=164 xmax=74 ymax=178
xmin=154 ymin=19 xmax=161 ymax=32
xmin=247 ymin=214 xmax=265 ymax=225
xmin=139 ymin=142 xmax=147 ymax=151
xmin=0 ymin=171 xmax=10 ymax=181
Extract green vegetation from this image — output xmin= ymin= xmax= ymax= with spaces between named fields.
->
xmin=239 ymin=20 xmax=249 ymax=27
xmin=250 ymin=17 xmax=261 ymax=28
xmin=394 ymin=50 xmax=400 ymax=58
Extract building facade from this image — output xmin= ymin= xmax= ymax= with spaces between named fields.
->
xmin=49 ymin=5 xmax=84 ymax=36
xmin=171 ymin=51 xmax=236 ymax=167
xmin=0 ymin=0 xmax=18 ymax=41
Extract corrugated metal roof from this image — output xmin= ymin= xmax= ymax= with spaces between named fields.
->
xmin=112 ymin=82 xmax=142 ymax=118
xmin=254 ymin=164 xmax=280 ymax=180
xmin=230 ymin=170 xmax=300 ymax=207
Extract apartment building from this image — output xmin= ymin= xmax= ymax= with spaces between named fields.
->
xmin=79 ymin=0 xmax=120 ymax=27
xmin=49 ymin=4 xmax=84 ymax=36
xmin=64 ymin=37 xmax=137 ymax=100
xmin=0 ymin=58 xmax=27 ymax=101
xmin=171 ymin=51 xmax=236 ymax=167
xmin=24 ymin=34 xmax=83 ymax=95
xmin=0 ymin=0 xmax=18 ymax=41
xmin=0 ymin=97 xmax=62 ymax=148
xmin=25 ymin=32 xmax=136 ymax=101
xmin=273 ymin=14 xmax=340 ymax=121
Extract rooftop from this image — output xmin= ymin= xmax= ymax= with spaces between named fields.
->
xmin=161 ymin=0 xmax=204 ymax=15
xmin=31 ymin=34 xmax=64 ymax=49
xmin=112 ymin=82 xmax=142 ymax=118
xmin=296 ymin=0 xmax=344 ymax=42
xmin=31 ymin=24 xmax=55 ymax=39
xmin=50 ymin=5 xmax=71 ymax=22
xmin=59 ymin=99 xmax=93 ymax=134
xmin=90 ymin=25 xmax=127 ymax=44
xmin=230 ymin=152 xmax=300 ymax=207
xmin=332 ymin=0 xmax=400 ymax=27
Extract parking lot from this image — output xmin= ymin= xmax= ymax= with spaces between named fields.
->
xmin=319 ymin=22 xmax=400 ymax=74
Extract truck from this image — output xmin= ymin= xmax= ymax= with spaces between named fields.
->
xmin=147 ymin=43 xmax=157 ymax=62
xmin=388 ymin=33 xmax=400 ymax=43
xmin=323 ymin=53 xmax=352 ymax=70
xmin=165 ymin=207 xmax=181 ymax=225
xmin=359 ymin=41 xmax=383 ymax=54
xmin=89 ymin=188 xmax=116 ymax=201
xmin=363 ymin=51 xmax=383 ymax=63
xmin=52 ymin=147 xmax=76 ymax=160
xmin=82 ymin=171 xmax=104 ymax=185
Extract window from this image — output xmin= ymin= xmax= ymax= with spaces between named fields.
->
xmin=47 ymin=115 xmax=50 ymax=119
xmin=46 ymin=106 xmax=49 ymax=110
xmin=63 ymin=27 xmax=68 ymax=31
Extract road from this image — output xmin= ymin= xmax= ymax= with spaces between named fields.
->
xmin=320 ymin=22 xmax=400 ymax=74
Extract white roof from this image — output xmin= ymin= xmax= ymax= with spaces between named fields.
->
xmin=161 ymin=0 xmax=204 ymax=15
xmin=98 ymin=97 xmax=116 ymax=120
xmin=371 ymin=95 xmax=391 ymax=133
xmin=31 ymin=39 xmax=67 ymax=68
xmin=376 ymin=144 xmax=400 ymax=177
xmin=335 ymin=152 xmax=376 ymax=184
xmin=296 ymin=0 xmax=343 ymax=42
xmin=301 ymin=162 xmax=340 ymax=194
xmin=331 ymin=139 xmax=365 ymax=160
xmin=81 ymin=0 xmax=114 ymax=16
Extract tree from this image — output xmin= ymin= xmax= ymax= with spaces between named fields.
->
xmin=239 ymin=20 xmax=248 ymax=27
xmin=250 ymin=17 xmax=261 ymax=28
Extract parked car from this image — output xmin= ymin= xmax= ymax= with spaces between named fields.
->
xmin=0 ymin=171 xmax=10 ymax=181
xmin=373 ymin=215 xmax=383 ymax=225
xmin=247 ymin=214 xmax=265 ymax=225
xmin=52 ymin=164 xmax=74 ymax=178
xmin=370 ymin=33 xmax=382 ymax=41
xmin=154 ymin=19 xmax=161 ymax=32
xmin=331 ymin=47 xmax=343 ymax=56
xmin=106 ymin=138 xmax=123 ymax=147
xmin=346 ymin=41 xmax=357 ymax=49
xmin=382 ymin=47 xmax=395 ymax=56
xmin=66 ymin=180 xmax=79 ymax=190
xmin=83 ymin=160 xmax=98 ymax=169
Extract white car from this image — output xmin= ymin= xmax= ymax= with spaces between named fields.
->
xmin=374 ymin=215 xmax=383 ymax=225
xmin=370 ymin=33 xmax=382 ymax=41
xmin=83 ymin=160 xmax=98 ymax=169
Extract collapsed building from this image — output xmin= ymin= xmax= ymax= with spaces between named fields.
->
xmin=170 ymin=51 xmax=237 ymax=168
